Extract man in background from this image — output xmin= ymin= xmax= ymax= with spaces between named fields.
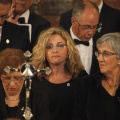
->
xmin=59 ymin=0 xmax=120 ymax=40
xmin=0 ymin=0 xmax=30 ymax=52
xmin=69 ymin=0 xmax=100 ymax=74
xmin=12 ymin=0 xmax=51 ymax=50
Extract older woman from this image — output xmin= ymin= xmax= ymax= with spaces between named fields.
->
xmin=0 ymin=48 xmax=50 ymax=120
xmin=73 ymin=32 xmax=120 ymax=120
xmin=31 ymin=27 xmax=87 ymax=120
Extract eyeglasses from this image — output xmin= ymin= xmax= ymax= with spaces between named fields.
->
xmin=1 ymin=76 xmax=25 ymax=84
xmin=0 ymin=14 xmax=11 ymax=19
xmin=74 ymin=17 xmax=98 ymax=30
xmin=95 ymin=51 xmax=116 ymax=57
xmin=46 ymin=43 xmax=66 ymax=51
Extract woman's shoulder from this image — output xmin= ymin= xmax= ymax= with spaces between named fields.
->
xmin=79 ymin=69 xmax=88 ymax=77
xmin=75 ymin=69 xmax=88 ymax=80
xmin=31 ymin=75 xmax=47 ymax=90
xmin=77 ymin=73 xmax=102 ymax=88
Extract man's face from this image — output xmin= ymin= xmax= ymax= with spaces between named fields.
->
xmin=0 ymin=3 xmax=11 ymax=25
xmin=13 ymin=0 xmax=32 ymax=15
xmin=71 ymin=8 xmax=99 ymax=41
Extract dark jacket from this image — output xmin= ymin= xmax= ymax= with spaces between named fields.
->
xmin=28 ymin=12 xmax=50 ymax=49
xmin=0 ymin=21 xmax=31 ymax=52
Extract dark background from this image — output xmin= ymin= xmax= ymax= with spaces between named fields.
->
xmin=31 ymin=0 xmax=120 ymax=27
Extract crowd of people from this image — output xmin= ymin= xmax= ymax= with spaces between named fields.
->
xmin=0 ymin=0 xmax=120 ymax=120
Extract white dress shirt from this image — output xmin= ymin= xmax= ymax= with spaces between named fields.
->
xmin=0 ymin=26 xmax=2 ymax=42
xmin=70 ymin=27 xmax=93 ymax=74
xmin=98 ymin=0 xmax=103 ymax=13
xmin=19 ymin=10 xmax=30 ymax=24
xmin=18 ymin=10 xmax=32 ymax=42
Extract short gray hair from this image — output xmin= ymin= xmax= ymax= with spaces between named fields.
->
xmin=72 ymin=0 xmax=99 ymax=19
xmin=96 ymin=32 xmax=120 ymax=59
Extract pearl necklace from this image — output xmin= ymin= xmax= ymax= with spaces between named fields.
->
xmin=5 ymin=97 xmax=19 ymax=101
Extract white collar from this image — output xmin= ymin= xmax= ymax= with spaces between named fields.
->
xmin=20 ymin=10 xmax=30 ymax=23
xmin=70 ymin=27 xmax=93 ymax=45
xmin=98 ymin=0 xmax=103 ymax=13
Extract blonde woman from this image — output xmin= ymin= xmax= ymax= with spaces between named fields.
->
xmin=31 ymin=27 xmax=87 ymax=120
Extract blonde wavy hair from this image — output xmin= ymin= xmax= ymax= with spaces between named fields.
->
xmin=31 ymin=27 xmax=84 ymax=78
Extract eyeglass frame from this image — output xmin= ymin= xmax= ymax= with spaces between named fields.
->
xmin=95 ymin=51 xmax=117 ymax=57
xmin=1 ymin=76 xmax=25 ymax=84
xmin=74 ymin=17 xmax=98 ymax=30
xmin=0 ymin=14 xmax=11 ymax=20
xmin=46 ymin=43 xmax=67 ymax=51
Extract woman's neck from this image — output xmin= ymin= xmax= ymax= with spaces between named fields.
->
xmin=5 ymin=94 xmax=20 ymax=107
xmin=45 ymin=65 xmax=71 ymax=84
xmin=102 ymin=70 xmax=120 ymax=96
xmin=5 ymin=97 xmax=20 ymax=107
xmin=105 ymin=69 xmax=120 ymax=83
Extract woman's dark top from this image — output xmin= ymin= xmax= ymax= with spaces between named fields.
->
xmin=31 ymin=69 xmax=87 ymax=120
xmin=0 ymin=81 xmax=51 ymax=120
xmin=73 ymin=73 xmax=120 ymax=120
xmin=6 ymin=105 xmax=18 ymax=117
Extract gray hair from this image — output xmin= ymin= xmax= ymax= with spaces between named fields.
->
xmin=96 ymin=32 xmax=120 ymax=59
xmin=72 ymin=0 xmax=99 ymax=19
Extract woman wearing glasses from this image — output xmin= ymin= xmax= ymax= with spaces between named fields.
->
xmin=0 ymin=48 xmax=50 ymax=120
xmin=73 ymin=32 xmax=120 ymax=120
xmin=31 ymin=27 xmax=87 ymax=120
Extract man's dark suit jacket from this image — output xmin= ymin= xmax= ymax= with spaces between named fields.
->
xmin=0 ymin=21 xmax=31 ymax=52
xmin=27 ymin=12 xmax=50 ymax=49
xmin=90 ymin=38 xmax=99 ymax=74
xmin=0 ymin=81 xmax=50 ymax=120
xmin=59 ymin=2 xmax=120 ymax=41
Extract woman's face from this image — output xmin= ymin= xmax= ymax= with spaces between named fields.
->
xmin=45 ymin=34 xmax=68 ymax=67
xmin=1 ymin=70 xmax=25 ymax=97
xmin=97 ymin=44 xmax=120 ymax=75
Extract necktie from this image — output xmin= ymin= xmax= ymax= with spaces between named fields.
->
xmin=18 ymin=17 xmax=25 ymax=24
xmin=74 ymin=39 xmax=89 ymax=46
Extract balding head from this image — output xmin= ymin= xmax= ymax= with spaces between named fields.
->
xmin=87 ymin=0 xmax=102 ymax=6
xmin=72 ymin=0 xmax=99 ymax=19
xmin=71 ymin=0 xmax=99 ymax=41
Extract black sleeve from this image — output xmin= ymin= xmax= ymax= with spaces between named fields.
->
xmin=21 ymin=26 xmax=31 ymax=52
xmin=73 ymin=78 xmax=86 ymax=120
xmin=73 ymin=75 xmax=92 ymax=120
xmin=30 ymin=90 xmax=51 ymax=120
